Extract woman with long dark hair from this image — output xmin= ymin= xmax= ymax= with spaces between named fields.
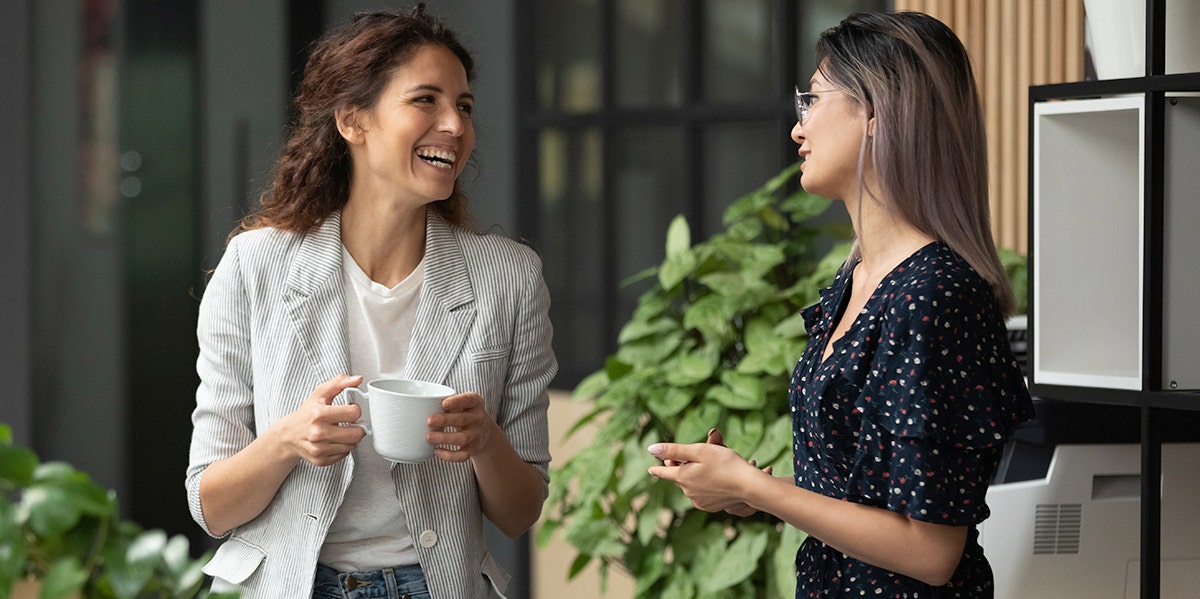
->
xmin=186 ymin=6 xmax=555 ymax=597
xmin=650 ymin=11 xmax=1033 ymax=598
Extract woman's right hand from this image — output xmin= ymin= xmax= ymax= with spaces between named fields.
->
xmin=273 ymin=374 xmax=367 ymax=466
xmin=198 ymin=374 xmax=366 ymax=536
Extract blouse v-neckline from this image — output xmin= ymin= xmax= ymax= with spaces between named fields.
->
xmin=818 ymin=241 xmax=941 ymax=369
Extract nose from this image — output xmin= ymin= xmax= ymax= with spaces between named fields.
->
xmin=791 ymin=120 xmax=805 ymax=145
xmin=438 ymin=105 xmax=467 ymax=136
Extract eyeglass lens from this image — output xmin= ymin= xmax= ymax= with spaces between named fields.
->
xmin=795 ymin=87 xmax=813 ymax=123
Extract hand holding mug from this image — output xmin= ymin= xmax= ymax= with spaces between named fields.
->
xmin=278 ymin=374 xmax=367 ymax=467
xmin=426 ymin=392 xmax=497 ymax=462
xmin=344 ymin=378 xmax=455 ymax=463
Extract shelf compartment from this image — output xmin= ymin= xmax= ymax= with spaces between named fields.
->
xmin=1032 ymin=96 xmax=1144 ymax=390
xmin=1162 ymin=97 xmax=1200 ymax=390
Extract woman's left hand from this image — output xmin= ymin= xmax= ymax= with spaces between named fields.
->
xmin=647 ymin=442 xmax=770 ymax=513
xmin=426 ymin=392 xmax=498 ymax=462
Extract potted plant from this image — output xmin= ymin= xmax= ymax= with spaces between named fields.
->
xmin=539 ymin=161 xmax=1030 ymax=598
xmin=0 ymin=423 xmax=237 ymax=599
xmin=539 ymin=161 xmax=850 ymax=598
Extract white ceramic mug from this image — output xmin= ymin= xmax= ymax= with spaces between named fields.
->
xmin=344 ymin=378 xmax=455 ymax=463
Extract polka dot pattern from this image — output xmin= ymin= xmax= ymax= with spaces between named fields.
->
xmin=788 ymin=242 xmax=1034 ymax=598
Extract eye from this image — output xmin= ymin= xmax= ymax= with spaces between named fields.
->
xmin=458 ymin=102 xmax=474 ymax=117
xmin=412 ymin=95 xmax=437 ymax=106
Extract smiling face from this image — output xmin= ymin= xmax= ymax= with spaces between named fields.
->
xmin=790 ymin=67 xmax=874 ymax=202
xmin=339 ymin=44 xmax=475 ymax=208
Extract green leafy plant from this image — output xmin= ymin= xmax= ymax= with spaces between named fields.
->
xmin=539 ymin=161 xmax=853 ymax=598
xmin=540 ymin=160 xmax=1033 ymax=598
xmin=997 ymin=246 xmax=1028 ymax=315
xmin=0 ymin=423 xmax=237 ymax=599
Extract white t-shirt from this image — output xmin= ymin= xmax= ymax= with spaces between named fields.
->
xmin=318 ymin=245 xmax=424 ymax=571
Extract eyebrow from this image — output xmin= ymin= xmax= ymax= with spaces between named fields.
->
xmin=407 ymin=84 xmax=474 ymax=101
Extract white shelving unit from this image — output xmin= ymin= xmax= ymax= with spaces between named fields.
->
xmin=1032 ymin=97 xmax=1144 ymax=391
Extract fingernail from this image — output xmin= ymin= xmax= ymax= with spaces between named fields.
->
xmin=647 ymin=443 xmax=663 ymax=456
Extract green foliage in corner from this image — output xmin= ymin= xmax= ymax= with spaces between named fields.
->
xmin=539 ymin=161 xmax=852 ymax=598
xmin=0 ymin=423 xmax=237 ymax=599
xmin=997 ymin=246 xmax=1028 ymax=315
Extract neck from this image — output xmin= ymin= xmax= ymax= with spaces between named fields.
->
xmin=340 ymin=200 xmax=427 ymax=287
xmin=845 ymin=190 xmax=936 ymax=280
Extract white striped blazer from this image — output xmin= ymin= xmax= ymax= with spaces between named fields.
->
xmin=185 ymin=210 xmax=556 ymax=598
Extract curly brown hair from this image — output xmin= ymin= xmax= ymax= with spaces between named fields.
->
xmin=233 ymin=3 xmax=475 ymax=239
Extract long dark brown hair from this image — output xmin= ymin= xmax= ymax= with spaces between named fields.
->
xmin=816 ymin=11 xmax=1016 ymax=315
xmin=233 ymin=3 xmax=475 ymax=239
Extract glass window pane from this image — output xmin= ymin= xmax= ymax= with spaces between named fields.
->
xmin=614 ymin=126 xmax=684 ymax=320
xmin=703 ymin=0 xmax=775 ymax=102
xmin=798 ymin=0 xmax=889 ymax=77
xmin=535 ymin=0 xmax=602 ymax=113
xmin=614 ymin=0 xmax=682 ymax=107
xmin=538 ymin=128 xmax=605 ymax=382
xmin=701 ymin=122 xmax=780 ymax=238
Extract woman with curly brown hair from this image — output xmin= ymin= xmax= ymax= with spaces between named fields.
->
xmin=185 ymin=6 xmax=555 ymax=598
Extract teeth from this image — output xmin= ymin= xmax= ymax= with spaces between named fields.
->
xmin=417 ymin=148 xmax=456 ymax=169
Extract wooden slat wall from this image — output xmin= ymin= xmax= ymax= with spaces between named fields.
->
xmin=891 ymin=0 xmax=1084 ymax=254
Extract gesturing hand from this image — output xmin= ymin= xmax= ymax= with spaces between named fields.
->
xmin=275 ymin=374 xmax=366 ymax=467
xmin=654 ymin=428 xmax=773 ymax=517
xmin=425 ymin=392 xmax=498 ymax=462
xmin=648 ymin=440 xmax=772 ymax=515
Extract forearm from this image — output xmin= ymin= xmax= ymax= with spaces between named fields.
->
xmin=471 ymin=419 xmax=547 ymax=537
xmin=198 ymin=428 xmax=300 ymax=537
xmin=745 ymin=476 xmax=967 ymax=586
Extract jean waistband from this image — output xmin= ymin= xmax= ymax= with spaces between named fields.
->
xmin=314 ymin=562 xmax=428 ymax=599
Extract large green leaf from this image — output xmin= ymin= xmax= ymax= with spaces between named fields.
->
xmin=664 ymin=346 xmax=719 ymax=387
xmin=773 ymin=525 xmax=808 ymax=598
xmin=723 ymin=412 xmax=766 ymax=458
xmin=674 ymin=402 xmax=722 ymax=448
xmin=40 ymin=556 xmax=89 ymax=599
xmin=0 ymin=445 xmax=38 ymax=487
xmin=719 ymin=372 xmax=767 ymax=410
xmin=617 ymin=332 xmax=683 ymax=367
xmin=618 ymin=316 xmax=680 ymax=345
xmin=104 ymin=538 xmax=154 ymax=599
xmin=659 ymin=248 xmax=698 ymax=291
xmin=173 ymin=553 xmax=210 ymax=598
xmin=695 ymin=525 xmax=769 ymax=593
xmin=647 ymin=387 xmax=696 ymax=420
xmin=618 ymin=438 xmax=656 ymax=494
xmin=0 ymin=502 xmax=27 ymax=594
xmin=660 ymin=567 xmax=697 ymax=599
xmin=572 ymin=444 xmax=617 ymax=506
xmin=681 ymin=295 xmax=734 ymax=344
xmin=665 ymin=215 xmax=692 ymax=258
xmin=564 ymin=513 xmax=624 ymax=557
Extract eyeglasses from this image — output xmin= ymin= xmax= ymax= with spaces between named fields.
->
xmin=795 ymin=86 xmax=819 ymax=124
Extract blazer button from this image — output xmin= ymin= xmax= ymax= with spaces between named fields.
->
xmin=419 ymin=529 xmax=438 ymax=548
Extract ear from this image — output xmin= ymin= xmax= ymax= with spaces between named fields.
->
xmin=867 ymin=116 xmax=876 ymax=138
xmin=335 ymin=106 xmax=366 ymax=145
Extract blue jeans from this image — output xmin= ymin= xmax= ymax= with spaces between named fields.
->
xmin=313 ymin=563 xmax=430 ymax=599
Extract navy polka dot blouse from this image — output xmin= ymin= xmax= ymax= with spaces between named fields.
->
xmin=789 ymin=241 xmax=1034 ymax=598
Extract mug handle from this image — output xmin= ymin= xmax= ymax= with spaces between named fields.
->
xmin=340 ymin=387 xmax=372 ymax=436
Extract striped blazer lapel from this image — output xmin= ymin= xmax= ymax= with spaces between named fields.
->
xmin=406 ymin=212 xmax=476 ymax=386
xmin=283 ymin=212 xmax=352 ymax=385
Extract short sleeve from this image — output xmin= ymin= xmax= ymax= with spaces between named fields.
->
xmin=845 ymin=270 xmax=1033 ymax=524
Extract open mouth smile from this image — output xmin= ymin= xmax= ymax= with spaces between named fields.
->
xmin=417 ymin=147 xmax=457 ymax=170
